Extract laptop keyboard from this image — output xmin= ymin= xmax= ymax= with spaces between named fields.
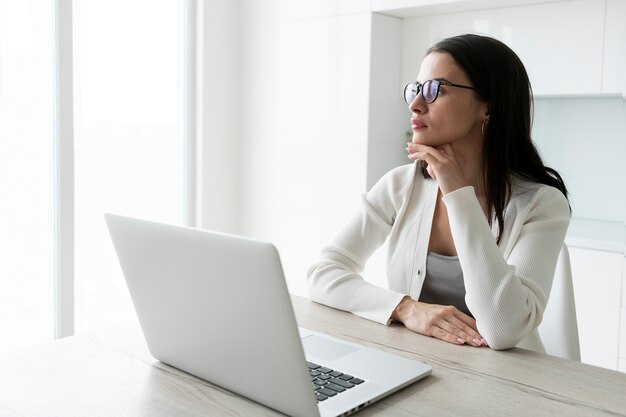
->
xmin=307 ymin=361 xmax=365 ymax=402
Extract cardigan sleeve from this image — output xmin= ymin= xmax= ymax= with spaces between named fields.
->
xmin=442 ymin=185 xmax=570 ymax=350
xmin=306 ymin=166 xmax=410 ymax=324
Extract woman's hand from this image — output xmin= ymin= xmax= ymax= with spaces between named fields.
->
xmin=391 ymin=296 xmax=488 ymax=347
xmin=406 ymin=142 xmax=468 ymax=195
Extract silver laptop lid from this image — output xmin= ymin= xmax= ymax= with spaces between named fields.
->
xmin=105 ymin=213 xmax=319 ymax=417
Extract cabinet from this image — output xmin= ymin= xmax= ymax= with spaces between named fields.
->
xmin=569 ymin=247 xmax=623 ymax=370
xmin=397 ymin=0 xmax=606 ymax=96
xmin=373 ymin=0 xmax=626 ymax=97
xmin=603 ymin=0 xmax=626 ymax=95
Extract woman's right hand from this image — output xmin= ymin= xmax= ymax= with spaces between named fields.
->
xmin=391 ymin=296 xmax=488 ymax=347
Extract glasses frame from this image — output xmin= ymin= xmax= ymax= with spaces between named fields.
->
xmin=404 ymin=80 xmax=475 ymax=104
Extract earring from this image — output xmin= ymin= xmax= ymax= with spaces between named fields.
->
xmin=481 ymin=122 xmax=485 ymax=136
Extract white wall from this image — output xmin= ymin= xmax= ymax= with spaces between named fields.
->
xmin=197 ymin=1 xmax=397 ymax=295
xmin=198 ymin=0 xmax=282 ymax=239
xmin=237 ymin=0 xmax=281 ymax=239
xmin=533 ymin=97 xmax=626 ymax=224
xmin=367 ymin=14 xmax=407 ymax=190
xmin=272 ymin=10 xmax=375 ymax=296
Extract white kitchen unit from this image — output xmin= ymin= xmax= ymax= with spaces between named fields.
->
xmin=603 ymin=0 xmax=626 ymax=95
xmin=568 ymin=246 xmax=622 ymax=370
xmin=398 ymin=0 xmax=605 ymax=96
xmin=566 ymin=219 xmax=625 ymax=371
xmin=372 ymin=0 xmax=626 ymax=97
xmin=255 ymin=0 xmax=626 ymax=370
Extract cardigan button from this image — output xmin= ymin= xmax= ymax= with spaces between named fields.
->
xmin=417 ymin=269 xmax=421 ymax=275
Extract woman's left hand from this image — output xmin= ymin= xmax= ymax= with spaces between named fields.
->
xmin=407 ymin=142 xmax=469 ymax=195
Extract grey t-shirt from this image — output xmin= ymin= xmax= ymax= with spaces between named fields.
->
xmin=418 ymin=252 xmax=473 ymax=318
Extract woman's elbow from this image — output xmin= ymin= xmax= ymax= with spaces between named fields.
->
xmin=486 ymin=339 xmax=518 ymax=350
xmin=306 ymin=264 xmax=330 ymax=303
xmin=479 ymin=325 xmax=526 ymax=350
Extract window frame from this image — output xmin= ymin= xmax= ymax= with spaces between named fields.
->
xmin=51 ymin=0 xmax=197 ymax=339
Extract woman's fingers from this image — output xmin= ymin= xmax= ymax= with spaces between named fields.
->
xmin=448 ymin=312 xmax=489 ymax=347
xmin=397 ymin=300 xmax=487 ymax=347
xmin=432 ymin=326 xmax=488 ymax=347
xmin=406 ymin=143 xmax=447 ymax=162
xmin=432 ymin=308 xmax=483 ymax=346
xmin=406 ymin=147 xmax=441 ymax=180
xmin=406 ymin=142 xmax=468 ymax=194
xmin=454 ymin=309 xmax=479 ymax=330
xmin=430 ymin=326 xmax=466 ymax=345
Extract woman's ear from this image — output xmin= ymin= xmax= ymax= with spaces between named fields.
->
xmin=478 ymin=102 xmax=490 ymax=123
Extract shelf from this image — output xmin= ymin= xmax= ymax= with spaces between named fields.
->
xmin=534 ymin=93 xmax=625 ymax=100
xmin=372 ymin=0 xmax=572 ymax=18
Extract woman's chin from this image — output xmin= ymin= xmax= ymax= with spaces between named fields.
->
xmin=412 ymin=134 xmax=439 ymax=147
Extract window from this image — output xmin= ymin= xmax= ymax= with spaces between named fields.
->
xmin=0 ymin=0 xmax=55 ymax=351
xmin=73 ymin=0 xmax=184 ymax=332
xmin=0 ymin=0 xmax=186 ymax=351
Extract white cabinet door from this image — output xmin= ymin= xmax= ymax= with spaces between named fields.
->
xmin=569 ymin=247 xmax=623 ymax=370
xmin=603 ymin=0 xmax=626 ymax=95
xmin=400 ymin=0 xmax=605 ymax=95
xmin=280 ymin=0 xmax=371 ymax=20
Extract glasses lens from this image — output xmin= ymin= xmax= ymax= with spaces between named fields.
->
xmin=404 ymin=83 xmax=418 ymax=104
xmin=423 ymin=80 xmax=439 ymax=103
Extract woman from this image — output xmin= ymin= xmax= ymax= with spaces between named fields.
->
xmin=307 ymin=34 xmax=570 ymax=352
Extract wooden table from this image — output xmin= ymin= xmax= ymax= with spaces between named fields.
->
xmin=1 ymin=296 xmax=625 ymax=416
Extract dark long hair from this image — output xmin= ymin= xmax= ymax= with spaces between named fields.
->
xmin=426 ymin=34 xmax=569 ymax=243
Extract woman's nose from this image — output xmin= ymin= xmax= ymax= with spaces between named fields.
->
xmin=409 ymin=94 xmax=425 ymax=113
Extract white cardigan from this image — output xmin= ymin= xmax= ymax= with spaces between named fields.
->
xmin=307 ymin=162 xmax=570 ymax=352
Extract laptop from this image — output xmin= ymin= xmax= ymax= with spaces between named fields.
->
xmin=105 ymin=213 xmax=432 ymax=417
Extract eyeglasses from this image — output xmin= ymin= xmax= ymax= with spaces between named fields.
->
xmin=403 ymin=80 xmax=475 ymax=104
